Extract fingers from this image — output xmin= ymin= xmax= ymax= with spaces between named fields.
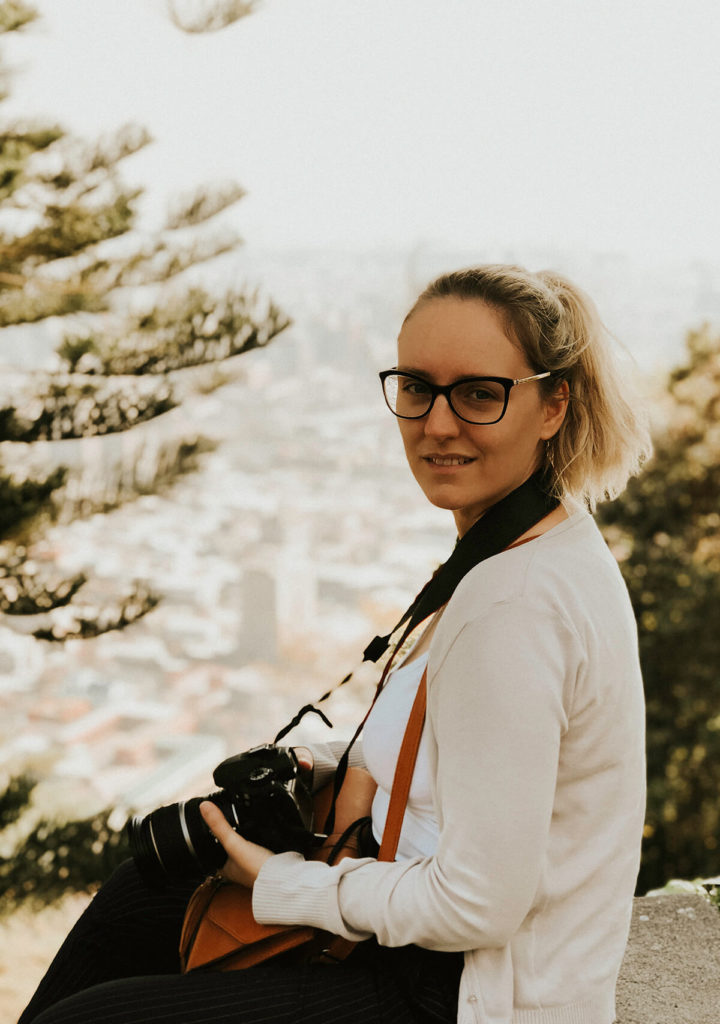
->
xmin=293 ymin=746 xmax=314 ymax=771
xmin=200 ymin=801 xmax=235 ymax=848
xmin=200 ymin=802 xmax=274 ymax=888
xmin=292 ymin=746 xmax=314 ymax=787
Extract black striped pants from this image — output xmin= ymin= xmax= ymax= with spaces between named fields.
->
xmin=19 ymin=861 xmax=463 ymax=1024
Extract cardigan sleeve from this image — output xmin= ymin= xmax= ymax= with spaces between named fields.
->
xmin=254 ymin=599 xmax=580 ymax=951
xmin=302 ymin=740 xmax=367 ymax=793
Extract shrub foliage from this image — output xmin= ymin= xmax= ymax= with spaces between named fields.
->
xmin=599 ymin=326 xmax=720 ymax=893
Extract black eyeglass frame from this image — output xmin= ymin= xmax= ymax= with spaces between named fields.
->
xmin=379 ymin=369 xmax=553 ymax=426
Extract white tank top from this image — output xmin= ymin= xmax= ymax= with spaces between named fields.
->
xmin=362 ymin=651 xmax=440 ymax=859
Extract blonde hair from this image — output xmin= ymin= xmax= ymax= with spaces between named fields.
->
xmin=405 ymin=264 xmax=652 ymax=509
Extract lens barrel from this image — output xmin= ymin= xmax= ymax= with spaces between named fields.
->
xmin=126 ymin=792 xmax=228 ymax=885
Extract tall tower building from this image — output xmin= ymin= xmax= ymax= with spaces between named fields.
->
xmin=240 ymin=565 xmax=278 ymax=663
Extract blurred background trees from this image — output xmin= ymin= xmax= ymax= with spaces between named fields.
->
xmin=0 ymin=0 xmax=289 ymax=641
xmin=0 ymin=772 xmax=128 ymax=910
xmin=0 ymin=0 xmax=289 ymax=914
xmin=598 ymin=324 xmax=720 ymax=894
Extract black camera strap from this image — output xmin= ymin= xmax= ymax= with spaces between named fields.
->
xmin=362 ymin=469 xmax=558 ymax=663
xmin=273 ymin=471 xmax=557 ymax=836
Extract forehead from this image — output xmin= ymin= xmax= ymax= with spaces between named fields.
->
xmin=398 ymin=297 xmax=530 ymax=379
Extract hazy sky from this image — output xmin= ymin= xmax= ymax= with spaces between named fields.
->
xmin=4 ymin=0 xmax=720 ymax=264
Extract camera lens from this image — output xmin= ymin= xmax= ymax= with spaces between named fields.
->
xmin=127 ymin=793 xmax=229 ymax=885
xmin=125 ymin=746 xmax=316 ymax=886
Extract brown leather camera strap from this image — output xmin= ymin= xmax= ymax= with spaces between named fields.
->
xmin=320 ymin=665 xmax=427 ymax=963
xmin=318 ymin=616 xmax=427 ymax=838
xmin=377 ymin=665 xmax=428 ymax=863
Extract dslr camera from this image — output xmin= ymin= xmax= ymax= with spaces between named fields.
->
xmin=126 ymin=744 xmax=315 ymax=885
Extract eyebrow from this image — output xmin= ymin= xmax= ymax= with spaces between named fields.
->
xmin=394 ymin=364 xmax=429 ymax=376
xmin=394 ymin=366 xmax=496 ymax=382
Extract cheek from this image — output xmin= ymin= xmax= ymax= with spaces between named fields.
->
xmin=464 ymin=424 xmax=496 ymax=453
xmin=397 ymin=419 xmax=419 ymax=455
xmin=484 ymin=405 xmax=543 ymax=452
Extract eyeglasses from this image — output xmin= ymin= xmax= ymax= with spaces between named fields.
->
xmin=379 ymin=369 xmax=552 ymax=425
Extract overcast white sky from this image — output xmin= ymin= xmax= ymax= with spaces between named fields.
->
xmin=3 ymin=0 xmax=720 ymax=265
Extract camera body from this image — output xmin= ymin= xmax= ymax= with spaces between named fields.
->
xmin=126 ymin=745 xmax=315 ymax=885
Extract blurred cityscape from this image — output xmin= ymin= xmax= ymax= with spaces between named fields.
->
xmin=1 ymin=245 xmax=718 ymax=819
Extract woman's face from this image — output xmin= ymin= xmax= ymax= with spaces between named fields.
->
xmin=395 ymin=297 xmax=567 ymax=536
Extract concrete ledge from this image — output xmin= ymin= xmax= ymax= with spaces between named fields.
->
xmin=616 ymin=894 xmax=720 ymax=1024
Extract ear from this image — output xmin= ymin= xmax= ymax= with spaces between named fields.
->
xmin=539 ymin=379 xmax=569 ymax=440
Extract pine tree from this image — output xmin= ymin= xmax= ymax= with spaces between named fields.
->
xmin=0 ymin=0 xmax=289 ymax=641
xmin=0 ymin=772 xmax=129 ymax=913
xmin=0 ymin=0 xmax=289 ymax=912
xmin=598 ymin=325 xmax=720 ymax=893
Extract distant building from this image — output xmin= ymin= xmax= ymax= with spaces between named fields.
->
xmin=240 ymin=565 xmax=279 ymax=662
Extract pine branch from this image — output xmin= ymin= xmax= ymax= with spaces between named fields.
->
xmin=0 ymin=808 xmax=129 ymax=912
xmin=34 ymin=124 xmax=152 ymax=192
xmin=0 ymin=774 xmax=37 ymax=830
xmin=0 ymin=466 xmax=66 ymax=537
xmin=0 ymin=282 xmax=104 ymax=325
xmin=0 ymin=228 xmax=239 ymax=316
xmin=2 ymin=188 xmax=141 ymax=263
xmin=78 ymin=228 xmax=241 ymax=292
xmin=0 ymin=124 xmax=64 ymax=201
xmin=0 ymin=372 xmax=178 ymax=440
xmin=56 ymin=286 xmax=291 ymax=376
xmin=0 ymin=125 xmax=63 ymax=153
xmin=0 ymin=558 xmax=86 ymax=614
xmin=167 ymin=0 xmax=257 ymax=34
xmin=164 ymin=181 xmax=246 ymax=230
xmin=0 ymin=0 xmax=37 ymax=35
xmin=31 ymin=581 xmax=161 ymax=641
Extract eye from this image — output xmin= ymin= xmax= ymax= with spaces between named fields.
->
xmin=455 ymin=380 xmax=504 ymax=405
xmin=468 ymin=386 xmax=495 ymax=402
xmin=400 ymin=378 xmax=432 ymax=397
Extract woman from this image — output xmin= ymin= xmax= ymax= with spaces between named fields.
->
xmin=20 ymin=264 xmax=650 ymax=1024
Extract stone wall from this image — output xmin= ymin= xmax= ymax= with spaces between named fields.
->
xmin=616 ymin=894 xmax=720 ymax=1024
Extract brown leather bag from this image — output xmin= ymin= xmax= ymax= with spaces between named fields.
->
xmin=179 ymin=668 xmax=427 ymax=972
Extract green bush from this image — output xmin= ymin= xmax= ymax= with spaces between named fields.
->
xmin=599 ymin=325 xmax=720 ymax=893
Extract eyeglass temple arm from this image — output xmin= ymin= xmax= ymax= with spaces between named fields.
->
xmin=514 ymin=371 xmax=552 ymax=385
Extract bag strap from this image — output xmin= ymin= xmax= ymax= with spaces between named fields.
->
xmin=378 ymin=665 xmax=427 ymax=862
xmin=320 ymin=666 xmax=427 ymax=963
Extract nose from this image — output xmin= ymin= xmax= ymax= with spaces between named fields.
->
xmin=423 ymin=394 xmax=461 ymax=440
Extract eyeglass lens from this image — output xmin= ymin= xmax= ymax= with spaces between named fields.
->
xmin=383 ymin=374 xmax=507 ymax=424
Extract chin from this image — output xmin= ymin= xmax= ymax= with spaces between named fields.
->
xmin=428 ymin=494 xmax=464 ymax=512
xmin=419 ymin=484 xmax=474 ymax=514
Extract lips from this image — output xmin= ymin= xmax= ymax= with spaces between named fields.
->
xmin=423 ymin=455 xmax=475 ymax=467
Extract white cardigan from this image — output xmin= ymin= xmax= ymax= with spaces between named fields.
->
xmin=253 ymin=512 xmax=646 ymax=1024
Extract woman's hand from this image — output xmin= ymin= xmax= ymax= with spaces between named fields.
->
xmin=293 ymin=746 xmax=314 ymax=788
xmin=200 ymin=802 xmax=274 ymax=889
xmin=199 ymin=746 xmax=314 ymax=888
